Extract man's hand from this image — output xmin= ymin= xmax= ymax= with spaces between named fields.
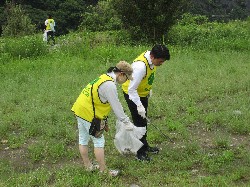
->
xmin=137 ymin=105 xmax=146 ymax=119
xmin=147 ymin=90 xmax=152 ymax=98
xmin=124 ymin=121 xmax=134 ymax=131
xmin=148 ymin=89 xmax=153 ymax=98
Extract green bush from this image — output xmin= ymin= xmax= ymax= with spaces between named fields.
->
xmin=57 ymin=30 xmax=131 ymax=57
xmin=1 ymin=34 xmax=48 ymax=59
xmin=167 ymin=14 xmax=250 ymax=51
xmin=0 ymin=29 xmax=133 ymax=66
xmin=1 ymin=2 xmax=35 ymax=37
xmin=79 ymin=1 xmax=122 ymax=32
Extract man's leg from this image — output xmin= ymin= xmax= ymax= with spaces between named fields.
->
xmin=47 ymin=31 xmax=55 ymax=45
xmin=123 ymin=92 xmax=149 ymax=160
xmin=47 ymin=31 xmax=51 ymax=44
xmin=51 ymin=31 xmax=55 ymax=45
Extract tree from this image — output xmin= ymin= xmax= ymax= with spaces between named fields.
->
xmin=56 ymin=0 xmax=88 ymax=35
xmin=2 ymin=2 xmax=35 ymax=37
xmin=0 ymin=0 xmax=95 ymax=36
xmin=112 ymin=0 xmax=189 ymax=43
xmin=79 ymin=0 xmax=122 ymax=32
xmin=190 ymin=0 xmax=250 ymax=21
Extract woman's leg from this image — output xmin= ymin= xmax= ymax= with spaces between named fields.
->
xmin=79 ymin=145 xmax=92 ymax=169
xmin=77 ymin=117 xmax=92 ymax=169
xmin=94 ymin=147 xmax=105 ymax=171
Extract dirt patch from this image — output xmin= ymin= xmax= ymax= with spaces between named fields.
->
xmin=1 ymin=123 xmax=249 ymax=176
xmin=1 ymin=140 xmax=33 ymax=172
xmin=187 ymin=122 xmax=250 ymax=149
xmin=0 ymin=139 xmax=81 ymax=173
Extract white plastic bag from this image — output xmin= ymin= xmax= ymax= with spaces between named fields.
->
xmin=43 ymin=31 xmax=47 ymax=42
xmin=114 ymin=120 xmax=146 ymax=154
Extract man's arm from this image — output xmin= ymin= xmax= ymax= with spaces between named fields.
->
xmin=128 ymin=61 xmax=146 ymax=106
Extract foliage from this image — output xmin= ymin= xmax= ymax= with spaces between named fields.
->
xmin=55 ymin=0 xmax=88 ymax=35
xmin=0 ymin=34 xmax=48 ymax=61
xmin=79 ymin=1 xmax=122 ymax=32
xmin=190 ymin=0 xmax=250 ymax=21
xmin=1 ymin=2 xmax=36 ymax=37
xmin=0 ymin=0 xmax=91 ymax=36
xmin=53 ymin=30 xmax=132 ymax=59
xmin=21 ymin=4 xmax=48 ymax=32
xmin=0 ymin=0 xmax=249 ymax=37
xmin=175 ymin=13 xmax=209 ymax=25
xmin=112 ymin=0 xmax=190 ymax=43
xmin=167 ymin=13 xmax=250 ymax=51
xmin=0 ymin=17 xmax=249 ymax=62
xmin=0 ymin=30 xmax=132 ymax=64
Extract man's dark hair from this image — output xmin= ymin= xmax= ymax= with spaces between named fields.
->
xmin=151 ymin=44 xmax=170 ymax=60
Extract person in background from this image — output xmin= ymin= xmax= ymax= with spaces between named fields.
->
xmin=71 ymin=61 xmax=134 ymax=176
xmin=122 ymin=44 xmax=171 ymax=161
xmin=44 ymin=14 xmax=55 ymax=44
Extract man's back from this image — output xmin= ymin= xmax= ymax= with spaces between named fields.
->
xmin=45 ymin=18 xmax=55 ymax=32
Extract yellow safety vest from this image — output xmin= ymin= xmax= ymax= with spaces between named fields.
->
xmin=71 ymin=74 xmax=114 ymax=122
xmin=46 ymin=19 xmax=54 ymax=30
xmin=122 ymin=51 xmax=156 ymax=97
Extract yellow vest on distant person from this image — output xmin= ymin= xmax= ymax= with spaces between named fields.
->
xmin=71 ymin=74 xmax=114 ymax=122
xmin=122 ymin=51 xmax=156 ymax=97
xmin=46 ymin=19 xmax=55 ymax=31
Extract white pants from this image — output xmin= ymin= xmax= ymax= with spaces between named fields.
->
xmin=76 ymin=117 xmax=105 ymax=148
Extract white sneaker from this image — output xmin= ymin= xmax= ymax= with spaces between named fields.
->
xmin=100 ymin=169 xmax=120 ymax=177
xmin=93 ymin=164 xmax=100 ymax=170
xmin=108 ymin=169 xmax=120 ymax=177
xmin=86 ymin=163 xmax=100 ymax=171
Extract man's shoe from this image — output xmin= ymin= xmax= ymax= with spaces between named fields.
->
xmin=136 ymin=153 xmax=152 ymax=162
xmin=147 ymin=146 xmax=159 ymax=154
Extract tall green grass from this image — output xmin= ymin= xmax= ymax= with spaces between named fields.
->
xmin=168 ymin=14 xmax=250 ymax=51
xmin=0 ymin=34 xmax=48 ymax=63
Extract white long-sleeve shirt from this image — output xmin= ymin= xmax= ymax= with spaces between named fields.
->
xmin=128 ymin=51 xmax=154 ymax=106
xmin=98 ymin=72 xmax=130 ymax=123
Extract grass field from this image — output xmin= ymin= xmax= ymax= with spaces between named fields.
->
xmin=0 ymin=36 xmax=250 ymax=186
